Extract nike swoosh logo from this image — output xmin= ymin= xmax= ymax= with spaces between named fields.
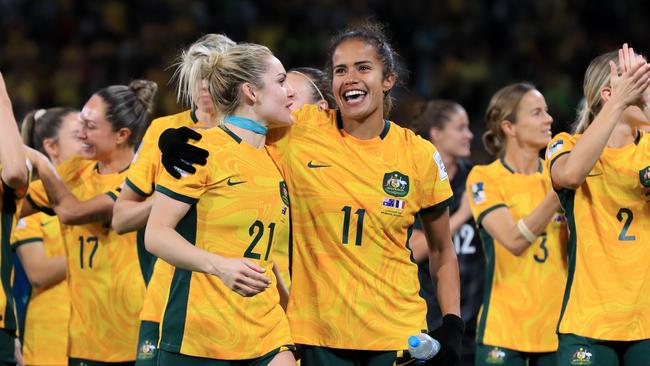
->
xmin=227 ymin=178 xmax=246 ymax=186
xmin=40 ymin=220 xmax=56 ymax=227
xmin=307 ymin=161 xmax=331 ymax=168
xmin=587 ymin=173 xmax=603 ymax=177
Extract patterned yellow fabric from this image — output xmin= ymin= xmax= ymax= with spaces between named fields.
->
xmin=138 ymin=259 xmax=173 ymax=323
xmin=29 ymin=156 xmax=146 ymax=361
xmin=129 ymin=110 xmax=292 ymax=315
xmin=266 ymin=105 xmax=453 ymax=350
xmin=12 ymin=213 xmax=69 ymax=365
xmin=125 ymin=110 xmax=202 ymax=197
xmin=547 ymin=131 xmax=650 ymax=341
xmin=0 ymin=171 xmax=24 ymax=332
xmin=466 ymin=159 xmax=567 ymax=352
xmin=155 ymin=126 xmax=292 ymax=359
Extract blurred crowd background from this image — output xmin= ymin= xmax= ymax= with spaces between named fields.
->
xmin=1 ymin=0 xmax=647 ymax=162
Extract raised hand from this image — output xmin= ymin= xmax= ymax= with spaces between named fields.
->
xmin=608 ymin=43 xmax=650 ymax=108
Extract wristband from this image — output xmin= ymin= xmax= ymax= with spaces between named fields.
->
xmin=517 ymin=218 xmax=537 ymax=243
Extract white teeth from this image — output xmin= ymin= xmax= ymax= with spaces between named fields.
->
xmin=344 ymin=90 xmax=366 ymax=98
xmin=83 ymin=144 xmax=92 ymax=148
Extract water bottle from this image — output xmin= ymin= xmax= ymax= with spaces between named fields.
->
xmin=408 ymin=333 xmax=441 ymax=362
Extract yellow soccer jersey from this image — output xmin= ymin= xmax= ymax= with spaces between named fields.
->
xmin=12 ymin=213 xmax=69 ymax=365
xmin=139 ymin=259 xmax=173 ymax=323
xmin=126 ymin=110 xmax=199 ymax=326
xmin=125 ymin=109 xmax=200 ymax=198
xmin=266 ymin=105 xmax=453 ymax=350
xmin=28 ymin=156 xmax=146 ymax=361
xmin=155 ymin=126 xmax=292 ymax=359
xmin=0 ymin=175 xmax=26 ymax=332
xmin=547 ymin=131 xmax=650 ymax=341
xmin=466 ymin=159 xmax=567 ymax=352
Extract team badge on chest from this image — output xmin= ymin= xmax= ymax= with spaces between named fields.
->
xmin=279 ymin=181 xmax=290 ymax=206
xmin=383 ymin=171 xmax=409 ymax=197
xmin=640 ymin=166 xmax=650 ymax=188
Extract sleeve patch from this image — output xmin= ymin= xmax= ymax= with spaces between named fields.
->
xmin=15 ymin=218 xmax=27 ymax=230
xmin=470 ymin=182 xmax=486 ymax=204
xmin=433 ymin=151 xmax=449 ymax=181
xmin=547 ymin=139 xmax=564 ymax=159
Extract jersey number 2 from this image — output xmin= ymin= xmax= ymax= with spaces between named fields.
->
xmin=79 ymin=236 xmax=99 ymax=269
xmin=616 ymin=208 xmax=635 ymax=241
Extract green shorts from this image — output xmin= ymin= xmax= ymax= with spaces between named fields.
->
xmin=157 ymin=346 xmax=294 ymax=366
xmin=557 ymin=333 xmax=650 ymax=366
xmin=299 ymin=345 xmax=405 ymax=366
xmin=68 ymin=358 xmax=135 ymax=366
xmin=135 ymin=320 xmax=159 ymax=366
xmin=475 ymin=344 xmax=556 ymax=366
xmin=0 ymin=328 xmax=15 ymax=364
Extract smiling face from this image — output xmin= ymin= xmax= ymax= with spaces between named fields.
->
xmin=249 ymin=56 xmax=295 ymax=128
xmin=78 ymin=94 xmax=129 ymax=160
xmin=331 ymin=39 xmax=395 ymax=122
xmin=509 ymin=89 xmax=554 ymax=149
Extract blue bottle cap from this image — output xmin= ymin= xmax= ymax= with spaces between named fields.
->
xmin=408 ymin=336 xmax=421 ymax=348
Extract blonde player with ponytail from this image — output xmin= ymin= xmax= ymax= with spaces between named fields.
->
xmin=548 ymin=44 xmax=650 ymax=366
xmin=466 ymin=83 xmax=567 ymax=365
xmin=145 ymin=43 xmax=297 ymax=365
xmin=110 ymin=34 xmax=235 ymax=366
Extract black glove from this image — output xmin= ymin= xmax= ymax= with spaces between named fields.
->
xmin=158 ymin=126 xmax=209 ymax=179
xmin=425 ymin=314 xmax=464 ymax=366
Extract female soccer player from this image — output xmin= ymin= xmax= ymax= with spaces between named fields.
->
xmin=162 ymin=23 xmax=463 ymax=366
xmin=27 ymin=80 xmax=157 ymax=365
xmin=0 ymin=72 xmax=30 ymax=366
xmin=11 ymin=107 xmax=82 ymax=366
xmin=110 ymin=33 xmax=234 ymax=366
xmin=287 ymin=67 xmax=335 ymax=112
xmin=271 ymin=24 xmax=462 ymax=366
xmin=548 ymin=44 xmax=650 ymax=366
xmin=145 ymin=43 xmax=297 ymax=365
xmin=409 ymin=100 xmax=482 ymax=366
xmin=466 ymin=83 xmax=567 ymax=365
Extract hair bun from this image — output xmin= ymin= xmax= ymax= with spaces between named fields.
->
xmin=129 ymin=79 xmax=158 ymax=112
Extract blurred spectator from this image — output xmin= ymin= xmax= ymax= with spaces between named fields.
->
xmin=0 ymin=0 xmax=647 ymax=161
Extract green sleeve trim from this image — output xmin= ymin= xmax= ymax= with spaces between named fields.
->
xmin=125 ymin=177 xmax=151 ymax=198
xmin=105 ymin=191 xmax=117 ymax=201
xmin=476 ymin=203 xmax=508 ymax=227
xmin=155 ymin=185 xmax=198 ymax=205
xmin=12 ymin=237 xmax=42 ymax=249
xmin=420 ymin=196 xmax=454 ymax=216
xmin=549 ymin=151 xmax=571 ymax=171
xmin=26 ymin=194 xmax=55 ymax=216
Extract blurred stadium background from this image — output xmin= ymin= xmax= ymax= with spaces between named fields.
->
xmin=1 ymin=0 xmax=647 ymax=162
